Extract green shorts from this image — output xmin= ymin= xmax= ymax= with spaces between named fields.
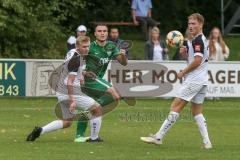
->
xmin=81 ymin=78 xmax=112 ymax=100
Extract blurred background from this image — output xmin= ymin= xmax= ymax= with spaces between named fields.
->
xmin=0 ymin=0 xmax=239 ymax=60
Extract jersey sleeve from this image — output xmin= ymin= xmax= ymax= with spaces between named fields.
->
xmin=64 ymin=49 xmax=75 ymax=62
xmin=111 ymin=44 xmax=120 ymax=58
xmin=192 ymin=35 xmax=204 ymax=57
xmin=67 ymin=52 xmax=80 ymax=75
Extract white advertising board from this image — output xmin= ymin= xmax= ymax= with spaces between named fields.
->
xmin=1 ymin=59 xmax=239 ymax=97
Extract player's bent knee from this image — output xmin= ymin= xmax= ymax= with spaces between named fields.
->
xmin=94 ymin=107 xmax=102 ymax=117
xmin=106 ymin=87 xmax=120 ymax=101
xmin=112 ymin=88 xmax=121 ymax=100
xmin=90 ymin=104 xmax=102 ymax=117
xmin=114 ymin=95 xmax=121 ymax=101
xmin=62 ymin=120 xmax=72 ymax=128
xmin=106 ymin=87 xmax=114 ymax=95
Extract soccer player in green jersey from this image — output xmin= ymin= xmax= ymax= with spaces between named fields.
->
xmin=75 ymin=24 xmax=129 ymax=142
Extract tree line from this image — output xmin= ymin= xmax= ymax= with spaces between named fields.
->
xmin=0 ymin=0 xmax=239 ymax=58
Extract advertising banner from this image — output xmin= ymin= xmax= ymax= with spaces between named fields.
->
xmin=0 ymin=61 xmax=25 ymax=96
xmin=0 ymin=59 xmax=239 ymax=97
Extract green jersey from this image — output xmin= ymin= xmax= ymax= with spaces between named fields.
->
xmin=85 ymin=40 xmax=120 ymax=79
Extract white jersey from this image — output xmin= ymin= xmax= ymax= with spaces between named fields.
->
xmin=56 ymin=49 xmax=83 ymax=96
xmin=184 ymin=34 xmax=209 ymax=85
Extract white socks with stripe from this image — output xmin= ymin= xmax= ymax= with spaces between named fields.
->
xmin=41 ymin=120 xmax=63 ymax=135
xmin=194 ymin=114 xmax=211 ymax=144
xmin=40 ymin=117 xmax=102 ymax=140
xmin=155 ymin=111 xmax=179 ymax=140
xmin=90 ymin=116 xmax=102 ymax=140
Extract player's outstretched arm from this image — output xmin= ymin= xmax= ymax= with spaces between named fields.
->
xmin=115 ymin=49 xmax=128 ymax=66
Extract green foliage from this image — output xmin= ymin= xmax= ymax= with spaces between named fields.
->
xmin=0 ymin=0 xmax=93 ymax=58
xmin=0 ymin=0 xmax=240 ymax=59
xmin=225 ymin=36 xmax=240 ymax=61
xmin=0 ymin=0 xmax=61 ymax=58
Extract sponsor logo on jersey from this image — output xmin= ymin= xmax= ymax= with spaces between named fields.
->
xmin=99 ymin=58 xmax=109 ymax=65
xmin=194 ymin=44 xmax=201 ymax=52
xmin=105 ymin=45 xmax=114 ymax=56
xmin=107 ymin=51 xmax=112 ymax=56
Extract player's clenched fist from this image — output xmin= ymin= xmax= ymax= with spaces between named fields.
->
xmin=83 ymin=71 xmax=96 ymax=79
xmin=120 ymin=49 xmax=126 ymax=56
xmin=179 ymin=46 xmax=188 ymax=59
xmin=177 ymin=71 xmax=185 ymax=79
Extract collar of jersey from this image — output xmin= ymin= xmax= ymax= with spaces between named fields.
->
xmin=94 ymin=40 xmax=107 ymax=47
xmin=192 ymin=33 xmax=203 ymax=40
xmin=75 ymin=49 xmax=80 ymax=55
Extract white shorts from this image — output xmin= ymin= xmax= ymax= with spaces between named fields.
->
xmin=176 ymin=83 xmax=207 ymax=104
xmin=57 ymin=94 xmax=97 ymax=120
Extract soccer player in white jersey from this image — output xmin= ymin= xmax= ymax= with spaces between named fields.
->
xmin=26 ymin=36 xmax=103 ymax=142
xmin=140 ymin=13 xmax=212 ymax=149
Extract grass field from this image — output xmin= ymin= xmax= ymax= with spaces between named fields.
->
xmin=0 ymin=98 xmax=240 ymax=160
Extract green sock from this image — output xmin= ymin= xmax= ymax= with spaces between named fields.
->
xmin=76 ymin=121 xmax=88 ymax=138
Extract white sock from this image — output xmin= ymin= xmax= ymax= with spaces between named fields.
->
xmin=194 ymin=114 xmax=210 ymax=144
xmin=155 ymin=111 xmax=179 ymax=140
xmin=90 ymin=116 xmax=102 ymax=140
xmin=41 ymin=120 xmax=63 ymax=135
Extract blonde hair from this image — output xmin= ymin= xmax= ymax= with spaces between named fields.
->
xmin=188 ymin=13 xmax=204 ymax=25
xmin=76 ymin=36 xmax=90 ymax=46
xmin=208 ymin=27 xmax=226 ymax=55
xmin=151 ymin=27 xmax=160 ymax=34
xmin=150 ymin=27 xmax=160 ymax=41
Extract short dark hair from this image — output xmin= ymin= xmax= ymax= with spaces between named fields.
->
xmin=95 ymin=24 xmax=108 ymax=32
xmin=110 ymin=28 xmax=119 ymax=32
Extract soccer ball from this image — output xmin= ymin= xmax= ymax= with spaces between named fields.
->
xmin=166 ymin=30 xmax=184 ymax=47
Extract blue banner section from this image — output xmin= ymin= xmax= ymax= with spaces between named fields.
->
xmin=0 ymin=61 xmax=26 ymax=96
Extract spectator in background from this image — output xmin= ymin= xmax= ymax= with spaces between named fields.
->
xmin=67 ymin=25 xmax=87 ymax=51
xmin=208 ymin=27 xmax=230 ymax=61
xmin=67 ymin=36 xmax=76 ymax=51
xmin=131 ymin=0 xmax=158 ymax=40
xmin=145 ymin=27 xmax=168 ymax=61
xmin=108 ymin=28 xmax=131 ymax=59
